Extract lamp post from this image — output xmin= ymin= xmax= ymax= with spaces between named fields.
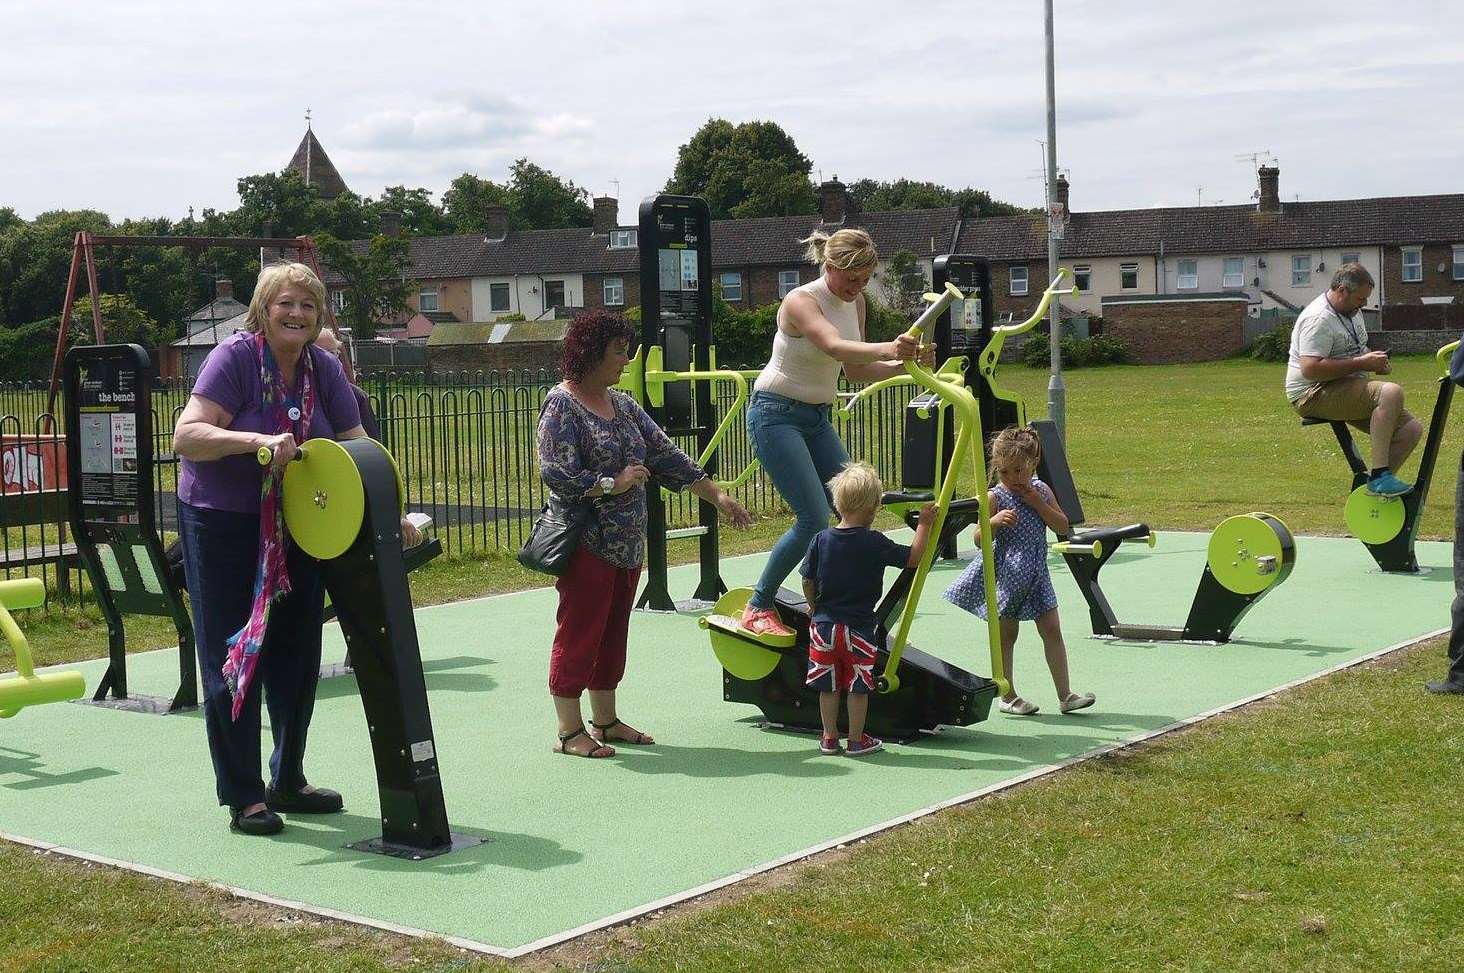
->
xmin=1043 ymin=0 xmax=1065 ymax=439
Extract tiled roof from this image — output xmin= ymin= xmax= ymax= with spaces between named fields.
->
xmin=186 ymin=296 xmax=248 ymax=325
xmin=957 ymin=194 xmax=1464 ymax=261
xmin=287 ymin=129 xmax=349 ymax=199
xmin=710 ymin=207 xmax=962 ymax=267
xmin=172 ymin=311 xmax=248 ymax=347
xmin=427 ymin=320 xmax=567 ymax=346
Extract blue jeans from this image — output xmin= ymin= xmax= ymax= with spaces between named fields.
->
xmin=177 ymin=501 xmax=325 ymax=810
xmin=746 ymin=390 xmax=850 ymax=610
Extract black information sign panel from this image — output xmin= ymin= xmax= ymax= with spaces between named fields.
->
xmin=932 ymin=255 xmax=1006 ymax=436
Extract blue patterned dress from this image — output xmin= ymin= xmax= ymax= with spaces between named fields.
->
xmin=944 ymin=477 xmax=1059 ymax=621
xmin=536 ymin=386 xmax=705 ymax=569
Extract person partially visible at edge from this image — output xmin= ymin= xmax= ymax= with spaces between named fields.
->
xmin=314 ymin=326 xmax=380 ymax=440
xmin=739 ymin=227 xmax=933 ymax=639
xmin=172 ymin=262 xmax=421 ymax=837
xmin=1284 ymin=263 xmax=1421 ymax=497
xmin=536 ymin=308 xmax=752 ymax=758
xmin=1427 ymin=341 xmax=1464 ymax=695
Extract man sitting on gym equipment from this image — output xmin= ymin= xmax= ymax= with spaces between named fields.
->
xmin=1284 ymin=263 xmax=1421 ymax=497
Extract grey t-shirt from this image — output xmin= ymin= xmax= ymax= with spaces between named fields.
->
xmin=1284 ymin=292 xmax=1368 ymax=402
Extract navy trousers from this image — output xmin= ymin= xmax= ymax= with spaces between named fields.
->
xmin=177 ymin=501 xmax=325 ymax=810
xmin=1448 ymin=469 xmax=1464 ymax=684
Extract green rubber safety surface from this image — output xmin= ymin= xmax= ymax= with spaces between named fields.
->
xmin=1345 ymin=485 xmax=1408 ymax=544
xmin=0 ymin=532 xmax=1451 ymax=955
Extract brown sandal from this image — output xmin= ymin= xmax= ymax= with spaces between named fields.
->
xmin=554 ymin=726 xmax=614 ymax=758
xmin=590 ymin=718 xmax=654 ymax=745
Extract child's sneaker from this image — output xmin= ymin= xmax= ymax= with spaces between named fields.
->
xmin=845 ymin=733 xmax=883 ymax=756
xmin=998 ymin=695 xmax=1040 ymax=716
xmin=819 ymin=735 xmax=843 ymax=755
xmin=740 ymin=605 xmax=794 ymax=638
xmin=1366 ymin=471 xmax=1413 ymax=497
xmin=1059 ymin=691 xmax=1096 ymax=714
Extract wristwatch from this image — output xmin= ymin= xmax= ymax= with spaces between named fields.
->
xmin=598 ymin=475 xmax=617 ymax=497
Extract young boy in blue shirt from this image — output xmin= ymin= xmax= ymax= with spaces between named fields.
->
xmin=800 ymin=462 xmax=937 ymax=755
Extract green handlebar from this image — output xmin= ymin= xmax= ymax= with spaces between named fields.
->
xmin=0 ymin=578 xmax=85 ymax=718
xmin=1439 ymin=340 xmax=1459 ymax=377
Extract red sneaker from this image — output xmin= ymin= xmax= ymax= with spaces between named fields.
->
xmin=819 ymin=735 xmax=843 ymax=755
xmin=846 ymin=733 xmax=884 ymax=756
xmin=740 ymin=605 xmax=794 ymax=638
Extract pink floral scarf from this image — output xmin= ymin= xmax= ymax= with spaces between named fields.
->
xmin=222 ymin=334 xmax=316 ymax=720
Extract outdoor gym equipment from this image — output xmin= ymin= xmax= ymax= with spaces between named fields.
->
xmin=618 ymin=193 xmax=759 ymax=610
xmin=1304 ymin=339 xmax=1457 ymax=573
xmin=700 ymin=273 xmax=1075 ymax=738
xmin=1034 ymin=420 xmax=1296 ymax=642
xmin=64 ymin=344 xmax=197 ymax=713
xmin=0 ymin=578 xmax=85 ymax=718
xmin=257 ymin=437 xmax=479 ymax=860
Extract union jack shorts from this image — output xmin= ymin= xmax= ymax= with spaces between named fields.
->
xmin=806 ymin=621 xmax=879 ymax=694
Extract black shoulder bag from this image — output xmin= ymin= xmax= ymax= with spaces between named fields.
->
xmin=518 ymin=492 xmax=596 ymax=576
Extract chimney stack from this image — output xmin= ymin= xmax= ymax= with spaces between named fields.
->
xmin=215 ymin=279 xmax=233 ymax=301
xmin=592 ymin=196 xmax=618 ymax=235
xmin=1052 ymin=173 xmax=1070 ymax=215
xmin=1257 ymin=165 xmax=1281 ymax=213
xmin=379 ymin=210 xmax=402 ymax=237
xmin=484 ymin=204 xmax=509 ymax=242
xmin=818 ymin=176 xmax=848 ymax=225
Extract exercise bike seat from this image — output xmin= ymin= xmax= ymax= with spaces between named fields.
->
xmin=1069 ymin=523 xmax=1153 ymax=546
xmin=882 ymin=490 xmax=934 ymax=505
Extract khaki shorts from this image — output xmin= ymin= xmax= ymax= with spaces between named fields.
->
xmin=1293 ymin=376 xmax=1414 ymax=433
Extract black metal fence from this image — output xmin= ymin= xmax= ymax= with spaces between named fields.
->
xmin=0 ymin=369 xmax=916 ymax=600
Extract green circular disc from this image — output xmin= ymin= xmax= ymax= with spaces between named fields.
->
xmin=1207 ymin=514 xmax=1286 ymax=595
xmin=281 ymin=438 xmax=365 ymax=560
xmin=1344 ymin=485 xmax=1406 ymax=545
xmin=703 ymin=587 xmax=782 ymax=681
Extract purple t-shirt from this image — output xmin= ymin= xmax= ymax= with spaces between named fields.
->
xmin=178 ymin=332 xmax=362 ymax=514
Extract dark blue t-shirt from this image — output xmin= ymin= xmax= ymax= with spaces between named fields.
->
xmin=799 ymin=526 xmax=911 ymax=631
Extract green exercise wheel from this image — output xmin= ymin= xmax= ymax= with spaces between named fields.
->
xmin=1343 ymin=485 xmax=1406 ymax=546
xmin=281 ymin=438 xmax=367 ymax=560
xmin=1206 ymin=513 xmax=1292 ymax=595
xmin=699 ymin=588 xmax=785 ymax=681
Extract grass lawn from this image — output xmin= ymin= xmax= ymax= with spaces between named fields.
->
xmin=3 ymin=354 xmax=1462 ymax=971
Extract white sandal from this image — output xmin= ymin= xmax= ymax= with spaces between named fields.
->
xmin=1060 ymin=692 xmax=1096 ymax=714
xmin=998 ymin=695 xmax=1040 ymax=716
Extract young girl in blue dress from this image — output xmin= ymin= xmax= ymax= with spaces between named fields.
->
xmin=944 ymin=425 xmax=1095 ymax=716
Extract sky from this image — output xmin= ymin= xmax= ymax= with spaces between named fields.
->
xmin=3 ymin=1 xmax=1462 ymax=223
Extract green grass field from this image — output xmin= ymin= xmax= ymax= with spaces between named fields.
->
xmin=3 ymin=355 xmax=1462 ymax=971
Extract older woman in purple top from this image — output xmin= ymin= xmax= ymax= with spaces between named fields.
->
xmin=537 ymin=309 xmax=752 ymax=758
xmin=173 ymin=262 xmax=420 ymax=836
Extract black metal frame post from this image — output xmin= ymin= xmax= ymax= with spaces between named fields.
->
xmin=636 ymin=194 xmax=721 ymax=610
xmin=64 ymin=344 xmax=197 ymax=714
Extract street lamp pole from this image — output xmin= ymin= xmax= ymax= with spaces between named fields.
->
xmin=1044 ymin=0 xmax=1065 ymax=439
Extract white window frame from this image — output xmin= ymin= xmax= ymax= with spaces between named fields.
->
xmin=603 ymin=277 xmax=624 ymax=307
xmin=720 ymin=272 xmax=743 ymax=302
xmin=1291 ymin=254 xmax=1311 ymax=287
xmin=1401 ymin=247 xmax=1423 ymax=282
xmin=1073 ymin=264 xmax=1091 ymax=292
xmin=1222 ymin=257 xmax=1244 ymax=289
xmin=489 ymin=282 xmax=511 ymax=313
xmin=331 ymin=289 xmax=347 ymax=312
xmin=1341 ymin=252 xmax=1360 ymax=267
xmin=1120 ymin=262 xmax=1139 ymax=290
xmin=608 ymin=229 xmax=637 ymax=250
xmin=417 ymin=288 xmax=439 ymax=313
xmin=1009 ymin=265 xmax=1029 ymax=296
xmin=777 ymin=270 xmax=800 ymax=298
xmin=1453 ymin=245 xmax=1464 ymax=281
xmin=1177 ymin=259 xmax=1199 ymax=290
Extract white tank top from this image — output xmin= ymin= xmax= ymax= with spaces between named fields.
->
xmin=754 ymin=276 xmax=862 ymax=404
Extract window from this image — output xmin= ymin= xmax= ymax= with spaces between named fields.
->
xmin=1009 ymin=266 xmax=1029 ymax=296
xmin=720 ymin=272 xmax=743 ymax=302
xmin=1401 ymin=248 xmax=1423 ymax=282
xmin=1177 ymin=259 xmax=1198 ymax=290
xmin=332 ymin=289 xmax=347 ymax=312
xmin=418 ymin=289 xmax=439 ymax=313
xmin=1073 ymin=265 xmax=1091 ymax=292
xmin=544 ymin=280 xmax=566 ymax=309
xmin=489 ymin=282 xmax=511 ymax=312
xmin=1222 ymin=257 xmax=1244 ymax=289
xmin=1453 ymin=245 xmax=1464 ymax=281
xmin=1120 ymin=262 xmax=1139 ymax=289
xmin=602 ymin=277 xmax=624 ymax=306
xmin=777 ymin=270 xmax=800 ymax=297
xmin=1291 ymin=254 xmax=1311 ymax=286
xmin=1341 ymin=252 xmax=1360 ymax=267
xmin=609 ymin=229 xmax=637 ymax=249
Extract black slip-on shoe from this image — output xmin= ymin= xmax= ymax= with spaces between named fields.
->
xmin=1425 ymin=678 xmax=1464 ymax=695
xmin=230 ymin=808 xmax=284 ymax=836
xmin=265 ymin=785 xmax=344 ymax=814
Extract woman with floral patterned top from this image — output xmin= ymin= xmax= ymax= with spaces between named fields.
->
xmin=537 ymin=309 xmax=752 ymax=758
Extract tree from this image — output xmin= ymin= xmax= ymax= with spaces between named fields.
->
xmin=506 ymin=160 xmax=592 ymax=229
xmin=374 ymin=186 xmax=452 ymax=236
xmin=665 ymin=119 xmax=816 ymax=219
xmin=846 ymin=178 xmax=1027 ymax=218
xmin=315 ymin=232 xmax=412 ymax=339
xmin=879 ymin=248 xmax=928 ymax=321
xmin=441 ymin=173 xmax=511 ymax=234
xmin=0 ymin=209 xmax=111 ymax=326
xmin=68 ymin=293 xmax=169 ymax=348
